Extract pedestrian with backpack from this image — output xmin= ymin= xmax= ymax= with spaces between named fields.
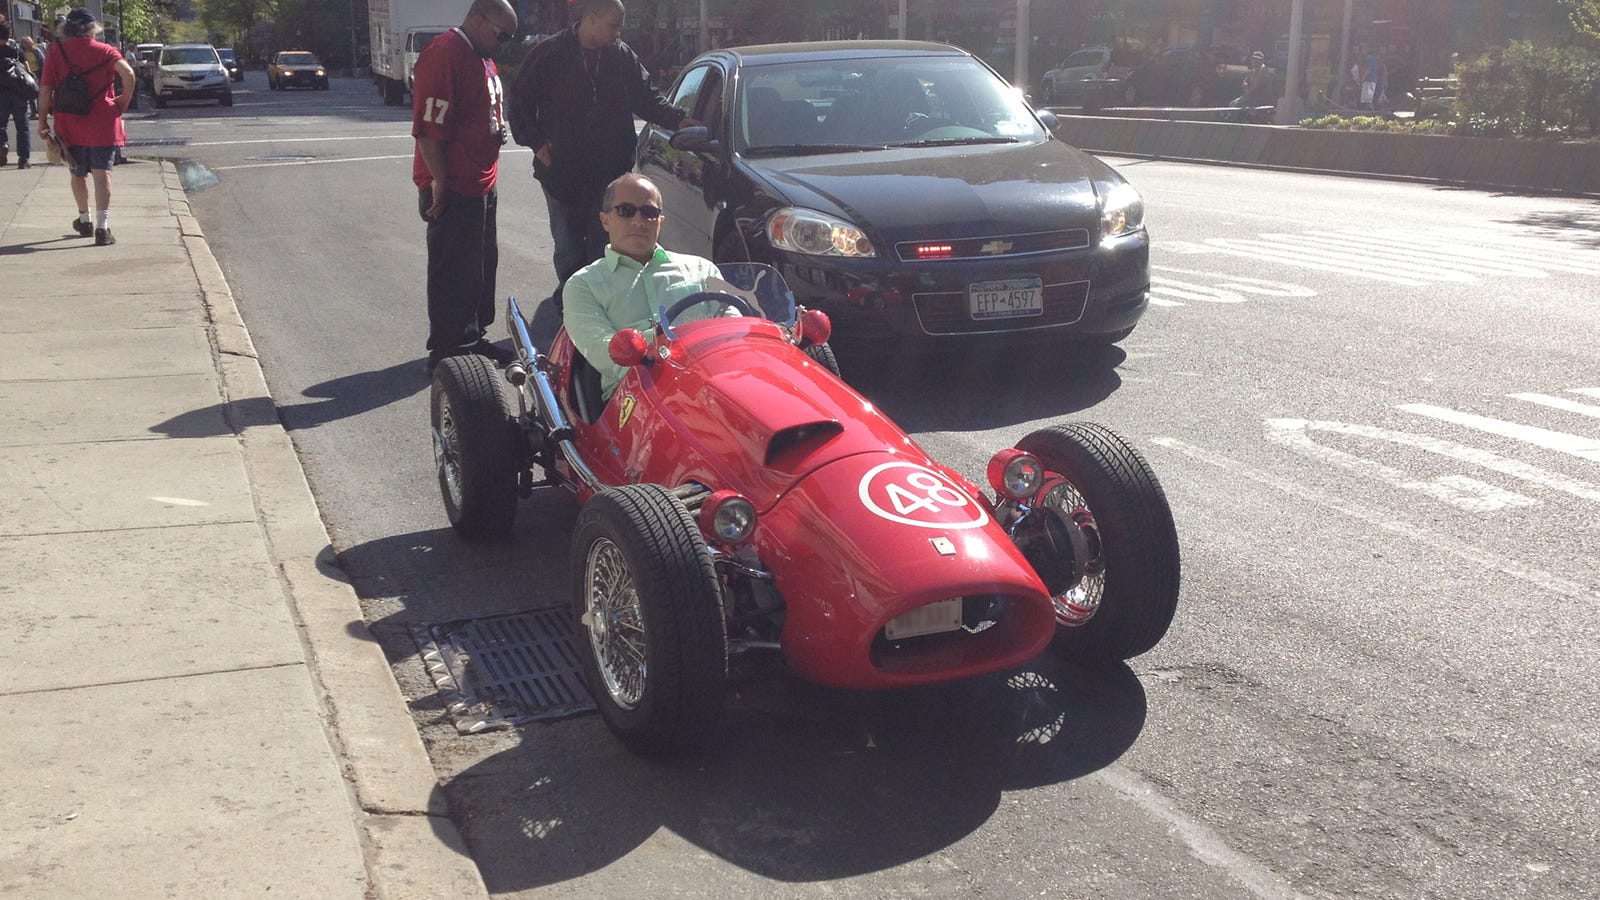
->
xmin=37 ymin=7 xmax=134 ymax=246
xmin=0 ymin=22 xmax=35 ymax=169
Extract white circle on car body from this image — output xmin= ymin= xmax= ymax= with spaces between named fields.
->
xmin=857 ymin=461 xmax=990 ymax=529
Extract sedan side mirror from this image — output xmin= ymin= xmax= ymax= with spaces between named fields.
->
xmin=1036 ymin=110 xmax=1061 ymax=133
xmin=670 ymin=125 xmax=719 ymax=154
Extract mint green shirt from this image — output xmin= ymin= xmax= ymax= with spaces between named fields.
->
xmin=563 ymin=245 xmax=723 ymax=398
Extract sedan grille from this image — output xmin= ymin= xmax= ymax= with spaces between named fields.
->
xmin=912 ymin=280 xmax=1090 ymax=335
xmin=895 ymin=229 xmax=1090 ymax=262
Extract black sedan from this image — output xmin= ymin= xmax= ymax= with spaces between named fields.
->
xmin=218 ymin=47 xmax=243 ymax=82
xmin=635 ymin=41 xmax=1149 ymax=359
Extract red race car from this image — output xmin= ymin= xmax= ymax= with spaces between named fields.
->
xmin=428 ymin=264 xmax=1180 ymax=756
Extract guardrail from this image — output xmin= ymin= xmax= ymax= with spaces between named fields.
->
xmin=1051 ymin=113 xmax=1600 ymax=196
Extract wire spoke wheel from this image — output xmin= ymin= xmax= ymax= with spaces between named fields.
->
xmin=584 ymin=537 xmax=648 ymax=709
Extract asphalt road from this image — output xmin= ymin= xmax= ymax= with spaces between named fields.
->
xmin=127 ymin=75 xmax=1600 ymax=899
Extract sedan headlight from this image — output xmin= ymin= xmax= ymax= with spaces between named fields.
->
xmin=315 ymin=69 xmax=325 ymax=77
xmin=766 ymin=208 xmax=875 ymax=258
xmin=1099 ymin=181 xmax=1145 ymax=238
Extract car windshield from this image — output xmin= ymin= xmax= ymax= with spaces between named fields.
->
xmin=1063 ymin=50 xmax=1104 ymax=68
xmin=736 ymin=55 xmax=1045 ymax=154
xmin=658 ymin=263 xmax=796 ymax=330
xmin=162 ymin=47 xmax=217 ymax=66
xmin=218 ymin=50 xmax=236 ymax=61
xmin=279 ymin=53 xmax=319 ymax=66
xmin=410 ymin=32 xmax=444 ymax=52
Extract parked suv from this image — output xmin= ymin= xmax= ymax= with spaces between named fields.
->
xmin=134 ymin=42 xmax=163 ymax=90
xmin=1122 ymin=44 xmax=1250 ymax=107
xmin=1038 ymin=46 xmax=1137 ymax=108
xmin=151 ymin=43 xmax=233 ymax=108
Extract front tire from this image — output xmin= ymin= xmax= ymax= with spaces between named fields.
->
xmin=1013 ymin=423 xmax=1179 ymax=664
xmin=572 ymin=485 xmax=727 ymax=757
xmin=220 ymin=91 xmax=233 ymax=107
xmin=430 ymin=355 xmax=519 ymax=539
xmin=804 ymin=342 xmax=842 ymax=378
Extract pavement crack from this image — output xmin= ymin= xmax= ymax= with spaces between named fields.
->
xmin=0 ymin=661 xmax=306 ymax=698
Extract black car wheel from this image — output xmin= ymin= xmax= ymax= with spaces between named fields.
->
xmin=1011 ymin=423 xmax=1180 ymax=664
xmin=152 ymin=94 xmax=166 ymax=109
xmin=804 ymin=342 xmax=842 ymax=378
xmin=572 ymin=484 xmax=727 ymax=757
xmin=430 ymin=354 xmax=519 ymax=539
xmin=220 ymin=90 xmax=232 ymax=107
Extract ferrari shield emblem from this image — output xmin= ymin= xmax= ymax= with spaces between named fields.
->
xmin=617 ymin=395 xmax=636 ymax=429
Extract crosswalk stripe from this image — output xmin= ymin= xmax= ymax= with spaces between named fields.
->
xmin=1428 ymin=226 xmax=1600 ymax=268
xmin=1255 ymin=234 xmax=1478 ymax=283
xmin=1149 ymin=277 xmax=1246 ymax=302
xmin=1295 ymin=232 xmax=1551 ymax=278
xmin=1201 ymin=239 xmax=1427 ymax=285
xmin=1510 ymin=393 xmax=1600 ymax=419
xmin=1326 ymin=229 xmax=1600 ymax=277
xmin=1570 ymin=388 xmax=1600 ymax=399
xmin=1399 ymin=403 xmax=1600 ymax=462
xmin=1146 ymin=296 xmax=1186 ymax=307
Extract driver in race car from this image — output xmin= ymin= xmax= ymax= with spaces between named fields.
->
xmin=562 ymin=172 xmax=730 ymax=400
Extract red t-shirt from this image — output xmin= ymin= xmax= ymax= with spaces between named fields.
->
xmin=411 ymin=29 xmax=505 ymax=197
xmin=41 ymin=37 xmax=126 ymax=149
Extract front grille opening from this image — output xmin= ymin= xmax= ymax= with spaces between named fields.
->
xmin=871 ymin=594 xmax=1015 ymax=672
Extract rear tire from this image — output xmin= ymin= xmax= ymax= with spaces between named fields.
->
xmin=1013 ymin=423 xmax=1180 ymax=664
xmin=430 ymin=354 xmax=519 ymax=540
xmin=572 ymin=485 xmax=727 ymax=757
xmin=220 ymin=91 xmax=232 ymax=107
xmin=152 ymin=94 xmax=166 ymax=109
xmin=382 ymin=76 xmax=405 ymax=106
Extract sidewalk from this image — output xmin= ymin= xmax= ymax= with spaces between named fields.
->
xmin=0 ymin=160 xmax=487 ymax=898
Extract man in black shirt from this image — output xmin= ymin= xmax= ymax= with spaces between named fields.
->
xmin=507 ymin=0 xmax=698 ymax=313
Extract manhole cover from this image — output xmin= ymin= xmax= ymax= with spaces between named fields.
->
xmin=413 ymin=607 xmax=594 ymax=733
xmin=125 ymin=138 xmax=190 ymax=147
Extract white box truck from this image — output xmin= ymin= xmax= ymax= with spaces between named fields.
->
xmin=369 ymin=0 xmax=476 ymax=106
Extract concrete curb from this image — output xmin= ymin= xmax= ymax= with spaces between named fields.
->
xmin=1056 ymin=114 xmax=1600 ymax=197
xmin=160 ymin=162 xmax=488 ymax=899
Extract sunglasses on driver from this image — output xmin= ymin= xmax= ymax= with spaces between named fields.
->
xmin=609 ymin=202 xmax=663 ymax=221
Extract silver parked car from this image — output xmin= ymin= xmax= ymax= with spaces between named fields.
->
xmin=1038 ymin=46 xmax=1135 ymax=108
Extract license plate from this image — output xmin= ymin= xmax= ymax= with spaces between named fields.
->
xmin=969 ymin=277 xmax=1043 ymax=319
xmin=884 ymin=597 xmax=964 ymax=640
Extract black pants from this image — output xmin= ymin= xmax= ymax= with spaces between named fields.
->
xmin=543 ymin=184 xmax=607 ymax=310
xmin=421 ymin=185 xmax=498 ymax=353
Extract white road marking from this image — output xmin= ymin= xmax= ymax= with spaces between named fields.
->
xmin=1277 ymin=233 xmax=1546 ymax=278
xmin=1199 ymin=239 xmax=1427 ymax=285
xmin=1510 ymin=393 xmax=1600 ymax=420
xmin=1149 ymin=277 xmax=1246 ymax=303
xmin=1570 ymin=387 xmax=1600 ymax=399
xmin=1312 ymin=230 xmax=1587 ymax=277
xmin=1152 ymin=266 xmax=1317 ymax=297
xmin=1254 ymin=234 xmax=1479 ymax=283
xmin=1092 ymin=766 xmax=1314 ymax=900
xmin=1399 ymin=404 xmax=1600 ymax=463
xmin=1264 ymin=419 xmax=1539 ymax=511
xmin=1151 ymin=436 xmax=1600 ymax=602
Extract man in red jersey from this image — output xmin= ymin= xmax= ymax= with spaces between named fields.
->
xmin=36 ymin=7 xmax=135 ymax=246
xmin=413 ymin=0 xmax=520 ymax=373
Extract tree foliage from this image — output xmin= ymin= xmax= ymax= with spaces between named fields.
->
xmin=1566 ymin=1 xmax=1600 ymax=46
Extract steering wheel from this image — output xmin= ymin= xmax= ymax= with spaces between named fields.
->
xmin=902 ymin=112 xmax=959 ymax=136
xmin=662 ymin=291 xmax=759 ymax=325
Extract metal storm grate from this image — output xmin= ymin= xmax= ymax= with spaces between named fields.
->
xmin=413 ymin=607 xmax=595 ymax=734
xmin=123 ymin=139 xmax=191 ymax=147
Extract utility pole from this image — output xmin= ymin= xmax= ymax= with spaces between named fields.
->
xmin=1014 ymin=0 xmax=1030 ymax=91
xmin=1275 ymin=0 xmax=1305 ymax=124
xmin=1337 ymin=0 xmax=1354 ymax=105
xmin=898 ymin=0 xmax=907 ymax=40
xmin=699 ymin=0 xmax=708 ymax=54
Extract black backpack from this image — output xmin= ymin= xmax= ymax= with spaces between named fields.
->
xmin=52 ymin=43 xmax=112 ymax=116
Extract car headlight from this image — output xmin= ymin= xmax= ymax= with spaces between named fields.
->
xmin=315 ymin=70 xmax=325 ymax=77
xmin=766 ymin=208 xmax=875 ymax=258
xmin=1099 ymin=181 xmax=1145 ymax=238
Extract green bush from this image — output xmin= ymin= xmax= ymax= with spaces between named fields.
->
xmin=1454 ymin=41 xmax=1600 ymax=137
xmin=1297 ymin=114 xmax=1453 ymax=135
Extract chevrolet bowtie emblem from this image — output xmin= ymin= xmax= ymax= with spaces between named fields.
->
xmin=980 ymin=240 xmax=1013 ymax=255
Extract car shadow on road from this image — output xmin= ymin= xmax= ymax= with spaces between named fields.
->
xmin=438 ymin=654 xmax=1146 ymax=890
xmin=1494 ymin=208 xmax=1600 ymax=250
xmin=845 ymin=342 xmax=1127 ymax=432
xmin=148 ymin=358 xmax=430 ymax=437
